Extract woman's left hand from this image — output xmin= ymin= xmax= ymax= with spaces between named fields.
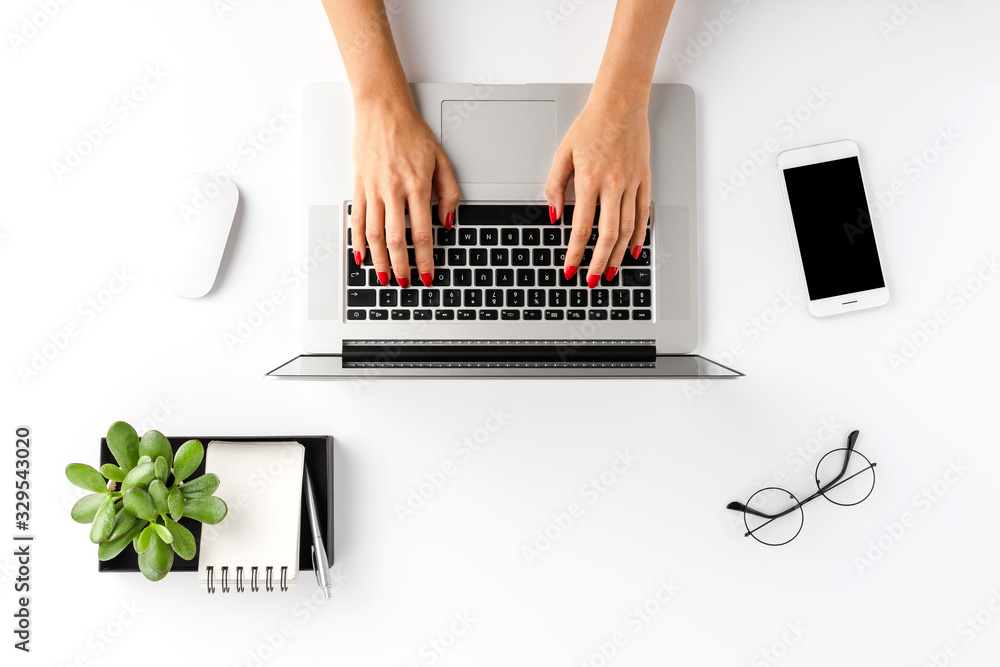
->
xmin=545 ymin=92 xmax=651 ymax=288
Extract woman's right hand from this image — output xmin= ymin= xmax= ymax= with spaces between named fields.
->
xmin=350 ymin=97 xmax=460 ymax=288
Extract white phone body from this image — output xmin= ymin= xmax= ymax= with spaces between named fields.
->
xmin=776 ymin=140 xmax=890 ymax=318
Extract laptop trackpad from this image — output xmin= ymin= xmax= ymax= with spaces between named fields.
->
xmin=441 ymin=100 xmax=556 ymax=184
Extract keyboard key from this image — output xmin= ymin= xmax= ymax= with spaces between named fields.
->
xmin=421 ymin=289 xmax=440 ymax=307
xmin=528 ymin=289 xmax=546 ymax=307
xmin=448 ymin=249 xmax=467 ymax=265
xmin=459 ymin=204 xmax=548 ymax=226
xmin=532 ymin=249 xmax=552 ymax=265
xmin=613 ymin=289 xmax=630 ymax=307
xmin=524 ymin=309 xmax=542 ymax=320
xmin=413 ymin=309 xmax=432 ymax=320
xmin=544 ymin=310 xmax=564 ymax=320
xmin=379 ymin=290 xmax=398 ymax=307
xmin=571 ymin=289 xmax=587 ymax=307
xmin=370 ymin=309 xmax=389 ymax=320
xmin=538 ymin=269 xmax=557 ymax=286
xmin=486 ymin=289 xmax=504 ymax=307
xmin=436 ymin=228 xmax=456 ymax=246
xmin=506 ymin=289 xmax=525 ymax=307
xmin=543 ymin=228 xmax=562 ymax=246
xmin=558 ymin=268 xmax=577 ymax=287
xmin=512 ymin=248 xmax=530 ymax=266
xmin=480 ymin=309 xmax=498 ymax=320
xmin=401 ymin=289 xmax=419 ymax=307
xmin=474 ymin=269 xmax=493 ymax=286
xmin=496 ymin=269 xmax=514 ymax=286
xmin=582 ymin=248 xmax=594 ymax=266
xmin=501 ymin=309 xmax=521 ymax=320
xmin=443 ymin=289 xmax=461 ymax=307
xmin=457 ymin=309 xmax=476 ymax=320
xmin=516 ymin=269 xmax=535 ymax=286
xmin=347 ymin=309 xmax=366 ymax=320
xmin=522 ymin=228 xmax=540 ymax=246
xmin=590 ymin=289 xmax=609 ymax=307
xmin=391 ymin=309 xmax=411 ymax=320
xmin=368 ymin=269 xmax=380 ymax=285
xmin=458 ymin=228 xmax=477 ymax=245
xmin=407 ymin=248 xmax=416 ymax=265
xmin=611 ymin=309 xmax=629 ymax=320
xmin=433 ymin=268 xmax=451 ymax=286
xmin=453 ymin=269 xmax=472 ymax=286
xmin=555 ymin=248 xmax=568 ymax=266
xmin=549 ymin=289 xmax=567 ymax=307
xmin=634 ymin=289 xmax=652 ymax=307
xmin=567 ymin=309 xmax=585 ymax=320
xmin=602 ymin=270 xmax=620 ymax=287
xmin=433 ymin=248 xmax=446 ymax=265
xmin=435 ymin=309 xmax=455 ymax=320
xmin=588 ymin=310 xmax=608 ymax=320
xmin=491 ymin=249 xmax=509 ymax=265
xmin=480 ymin=228 xmax=499 ymax=246
xmin=347 ymin=266 xmax=365 ymax=286
xmin=501 ymin=228 xmax=519 ymax=246
xmin=621 ymin=269 xmax=651 ymax=286
xmin=463 ymin=289 xmax=483 ymax=307
xmin=633 ymin=309 xmax=652 ymax=320
xmin=470 ymin=248 xmax=489 ymax=265
xmin=348 ymin=289 xmax=376 ymax=306
xmin=623 ymin=247 xmax=651 ymax=266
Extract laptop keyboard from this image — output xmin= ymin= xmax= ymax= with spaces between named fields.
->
xmin=344 ymin=204 xmax=652 ymax=322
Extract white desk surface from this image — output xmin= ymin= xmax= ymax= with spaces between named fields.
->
xmin=4 ymin=1 xmax=999 ymax=665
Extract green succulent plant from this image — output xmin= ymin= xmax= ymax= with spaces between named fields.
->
xmin=67 ymin=421 xmax=228 ymax=582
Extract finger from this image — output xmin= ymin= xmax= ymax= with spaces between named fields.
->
xmin=364 ymin=196 xmax=390 ymax=286
xmin=630 ymin=178 xmax=651 ymax=261
xmin=587 ymin=188 xmax=622 ymax=288
xmin=382 ymin=195 xmax=408 ymax=288
xmin=564 ymin=184 xmax=596 ymax=282
xmin=432 ymin=151 xmax=460 ymax=230
xmin=350 ymin=184 xmax=367 ymax=265
xmin=606 ymin=186 xmax=637 ymax=281
xmin=545 ymin=148 xmax=573 ymax=223
xmin=408 ymin=192 xmax=434 ymax=289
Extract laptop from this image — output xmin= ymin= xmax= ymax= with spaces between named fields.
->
xmin=267 ymin=83 xmax=741 ymax=379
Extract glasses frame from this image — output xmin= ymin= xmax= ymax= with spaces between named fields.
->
xmin=726 ymin=430 xmax=877 ymax=546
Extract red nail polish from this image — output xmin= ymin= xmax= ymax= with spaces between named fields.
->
xmin=632 ymin=245 xmax=641 ymax=260
xmin=420 ymin=272 xmax=433 ymax=287
xmin=398 ymin=278 xmax=409 ymax=289
xmin=354 ymin=250 xmax=362 ymax=265
xmin=587 ymin=273 xmax=600 ymax=289
xmin=377 ymin=271 xmax=389 ymax=286
xmin=564 ymin=265 xmax=578 ymax=280
xmin=605 ymin=266 xmax=618 ymax=281
xmin=445 ymin=211 xmax=455 ymax=230
xmin=549 ymin=206 xmax=558 ymax=224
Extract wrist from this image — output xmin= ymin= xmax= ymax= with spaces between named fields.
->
xmin=351 ymin=77 xmax=415 ymax=115
xmin=587 ymin=78 xmax=650 ymax=119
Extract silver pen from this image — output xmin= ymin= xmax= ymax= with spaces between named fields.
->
xmin=304 ymin=468 xmax=333 ymax=599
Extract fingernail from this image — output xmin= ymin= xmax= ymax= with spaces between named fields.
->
xmin=564 ymin=265 xmax=578 ymax=280
xmin=587 ymin=273 xmax=600 ymax=289
xmin=377 ymin=271 xmax=389 ymax=286
xmin=605 ymin=266 xmax=618 ymax=281
xmin=549 ymin=206 xmax=558 ymax=224
xmin=354 ymin=250 xmax=362 ymax=265
xmin=398 ymin=277 xmax=409 ymax=289
xmin=632 ymin=245 xmax=641 ymax=260
xmin=445 ymin=211 xmax=455 ymax=230
xmin=420 ymin=272 xmax=433 ymax=287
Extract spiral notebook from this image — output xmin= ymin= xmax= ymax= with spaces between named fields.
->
xmin=197 ymin=441 xmax=305 ymax=593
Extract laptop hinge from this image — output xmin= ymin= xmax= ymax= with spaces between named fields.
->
xmin=342 ymin=340 xmax=656 ymax=365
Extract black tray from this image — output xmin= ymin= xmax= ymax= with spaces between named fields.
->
xmin=97 ymin=435 xmax=334 ymax=573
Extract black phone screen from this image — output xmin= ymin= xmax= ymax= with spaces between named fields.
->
xmin=783 ymin=156 xmax=886 ymax=300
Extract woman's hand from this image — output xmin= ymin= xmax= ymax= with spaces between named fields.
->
xmin=545 ymin=92 xmax=651 ymax=288
xmin=351 ymin=98 xmax=460 ymax=287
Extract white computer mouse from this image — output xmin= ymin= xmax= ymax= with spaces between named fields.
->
xmin=155 ymin=173 xmax=239 ymax=298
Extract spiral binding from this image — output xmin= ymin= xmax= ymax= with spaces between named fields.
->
xmin=205 ymin=564 xmax=292 ymax=593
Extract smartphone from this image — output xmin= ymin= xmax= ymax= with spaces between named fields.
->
xmin=777 ymin=140 xmax=890 ymax=317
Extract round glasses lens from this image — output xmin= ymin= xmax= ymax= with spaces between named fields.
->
xmin=742 ymin=487 xmax=804 ymax=547
xmin=815 ymin=448 xmax=876 ymax=507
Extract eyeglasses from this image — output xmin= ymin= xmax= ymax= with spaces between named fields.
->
xmin=726 ymin=429 xmax=877 ymax=546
